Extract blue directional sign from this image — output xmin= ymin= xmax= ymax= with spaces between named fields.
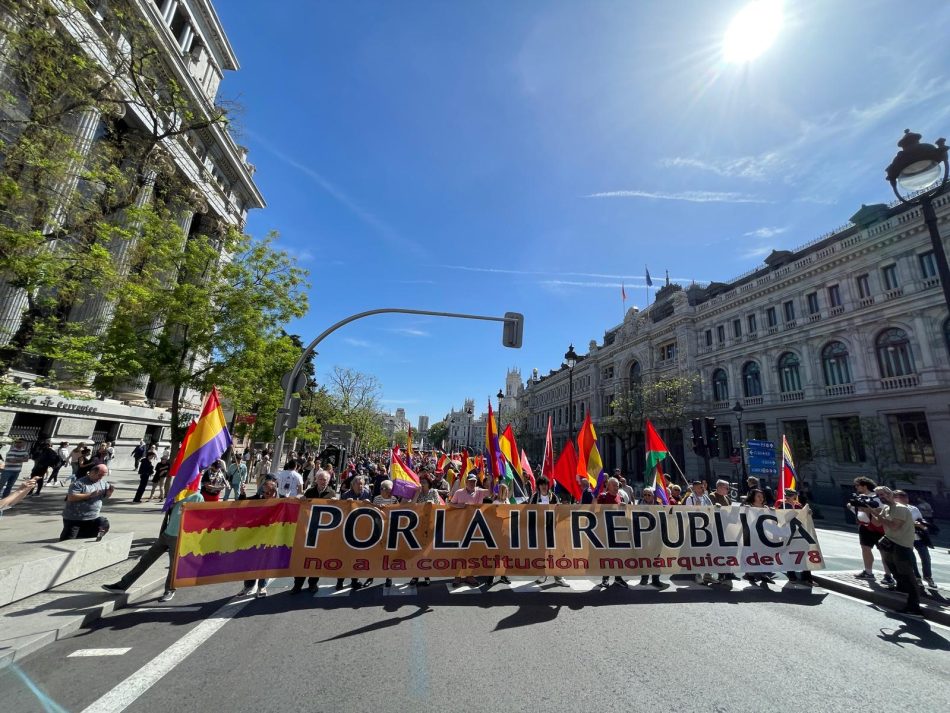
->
xmin=746 ymin=439 xmax=777 ymax=476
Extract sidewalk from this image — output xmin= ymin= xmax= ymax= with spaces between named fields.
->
xmin=812 ymin=571 xmax=950 ymax=626
xmin=0 ymin=467 xmax=174 ymax=667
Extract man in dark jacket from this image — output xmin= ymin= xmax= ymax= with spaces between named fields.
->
xmin=30 ymin=441 xmax=61 ymax=496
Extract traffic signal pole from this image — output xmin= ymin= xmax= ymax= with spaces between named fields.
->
xmin=271 ymin=308 xmax=524 ymax=469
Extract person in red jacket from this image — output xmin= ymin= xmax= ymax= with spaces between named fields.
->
xmin=597 ymin=478 xmax=629 ymax=589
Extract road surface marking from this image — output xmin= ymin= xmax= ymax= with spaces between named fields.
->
xmin=383 ymin=583 xmax=417 ymax=596
xmin=132 ymin=606 xmax=202 ymax=613
xmin=79 ymin=597 xmax=253 ymax=713
xmin=68 ymin=648 xmax=131 ymax=658
xmin=815 ymin=586 xmax=950 ymax=632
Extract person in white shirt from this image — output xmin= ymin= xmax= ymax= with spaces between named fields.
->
xmin=276 ymin=459 xmax=304 ymax=498
xmin=894 ymin=490 xmax=935 ymax=588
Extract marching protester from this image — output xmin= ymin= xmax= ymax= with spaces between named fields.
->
xmin=776 ymin=489 xmax=813 ymax=586
xmin=529 ymin=476 xmax=567 ymax=587
xmin=741 ymin=489 xmax=776 ymax=585
xmin=710 ymin=479 xmax=731 ymax=507
xmin=668 ymin=483 xmax=682 ymax=504
xmin=683 ymin=480 xmax=713 ymax=506
xmin=102 ymin=490 xmax=203 ymax=602
xmin=372 ymin=480 xmax=398 ymax=587
xmin=199 ymin=459 xmax=228 ymax=502
xmin=237 ymin=478 xmax=278 ymax=596
xmin=337 ymin=475 xmax=372 ymax=590
xmin=304 ymin=470 xmax=338 ymax=499
xmin=448 ymin=472 xmax=491 ymax=587
xmin=276 ymin=459 xmax=304 ymax=498
xmin=485 ymin=482 xmax=513 ymax=588
xmin=224 ymin=455 xmax=248 ymax=501
xmin=637 ymin=487 xmax=664 ymax=588
xmin=597 ymin=477 xmax=629 ymax=588
xmin=412 ymin=473 xmax=442 ymax=504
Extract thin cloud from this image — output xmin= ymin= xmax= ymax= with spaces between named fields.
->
xmin=744 ymin=226 xmax=787 ymax=239
xmin=342 ymin=337 xmax=375 ymax=348
xmin=386 ymin=327 xmax=430 ymax=337
xmin=247 ymin=129 xmax=423 ymax=256
xmin=436 ymin=264 xmax=700 ymax=283
xmin=740 ymin=246 xmax=772 ymax=260
xmin=585 ymin=190 xmax=768 ymax=204
xmin=659 ymin=154 xmax=784 ymax=181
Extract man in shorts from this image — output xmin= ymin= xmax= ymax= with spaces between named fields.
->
xmin=848 ymin=476 xmax=893 ymax=585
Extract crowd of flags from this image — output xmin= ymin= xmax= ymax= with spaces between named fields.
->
xmin=160 ymin=388 xmax=805 ymax=510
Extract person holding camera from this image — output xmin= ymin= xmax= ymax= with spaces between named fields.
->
xmin=847 ymin=476 xmax=894 ymax=585
xmin=857 ymin=486 xmax=924 ymax=618
xmin=60 ymin=464 xmax=113 ymax=541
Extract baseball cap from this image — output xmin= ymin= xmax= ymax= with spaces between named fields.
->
xmin=466 ymin=473 xmax=477 ymax=482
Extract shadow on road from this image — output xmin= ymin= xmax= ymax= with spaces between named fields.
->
xmin=316 ymin=604 xmax=432 ymax=642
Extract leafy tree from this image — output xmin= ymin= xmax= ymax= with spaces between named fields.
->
xmin=392 ymin=429 xmax=408 ymax=448
xmin=426 ymin=420 xmax=448 ymax=450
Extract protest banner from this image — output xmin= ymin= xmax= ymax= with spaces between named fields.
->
xmin=172 ymin=500 xmax=824 ymax=587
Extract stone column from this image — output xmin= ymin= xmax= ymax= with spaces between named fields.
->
xmin=112 ymin=204 xmax=196 ymax=402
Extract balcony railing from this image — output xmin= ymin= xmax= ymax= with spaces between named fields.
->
xmin=922 ymin=276 xmax=940 ymax=289
xmin=746 ymin=332 xmax=758 ymax=341
xmin=784 ymin=319 xmax=797 ymax=329
xmin=881 ymin=374 xmax=920 ymax=390
xmin=780 ymin=390 xmax=805 ymax=402
xmin=743 ymin=396 xmax=763 ymax=406
xmin=808 ymin=313 xmax=821 ymax=323
xmin=884 ymin=287 xmax=904 ymax=300
xmin=859 ymin=296 xmax=875 ymax=307
xmin=825 ymin=384 xmax=855 ymax=396
xmin=766 ymin=326 xmax=778 ymax=335
xmin=830 ymin=305 xmax=845 ymax=316
xmin=712 ymin=400 xmax=729 ymax=411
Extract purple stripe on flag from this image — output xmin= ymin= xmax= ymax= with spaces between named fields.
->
xmin=176 ymin=545 xmax=292 ymax=579
xmin=391 ymin=478 xmax=419 ymax=500
xmin=164 ymin=429 xmax=233 ymax=509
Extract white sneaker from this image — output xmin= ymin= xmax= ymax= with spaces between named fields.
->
xmin=159 ymin=591 xmax=175 ymax=602
xmin=239 ymin=586 xmax=257 ymax=596
xmin=534 ymin=576 xmax=547 ymax=584
xmin=553 ymin=576 xmax=567 ymax=586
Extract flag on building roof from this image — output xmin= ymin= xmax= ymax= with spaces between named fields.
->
xmin=779 ymin=434 xmax=797 ymax=504
xmin=390 ymin=447 xmax=421 ymax=500
xmin=575 ymin=412 xmax=605 ymax=495
xmin=645 ymin=420 xmax=671 ymax=505
xmin=163 ymin=388 xmax=232 ymax=512
xmin=621 ymin=282 xmax=627 ymax=301
xmin=645 ymin=266 xmax=653 ymax=287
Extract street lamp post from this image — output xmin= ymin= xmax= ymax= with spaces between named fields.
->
xmin=565 ymin=344 xmax=578 ymax=439
xmin=731 ymin=401 xmax=748 ymax=490
xmin=885 ymin=129 xmax=950 ymax=311
xmin=497 ymin=388 xmax=504 ymax=427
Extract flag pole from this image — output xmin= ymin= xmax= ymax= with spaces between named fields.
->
xmin=664 ymin=449 xmax=692 ymax=489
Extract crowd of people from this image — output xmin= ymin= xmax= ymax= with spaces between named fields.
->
xmin=0 ymin=438 xmax=940 ymax=618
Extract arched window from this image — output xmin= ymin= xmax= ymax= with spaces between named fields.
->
xmin=712 ymin=368 xmax=729 ymax=401
xmin=742 ymin=361 xmax=762 ymax=397
xmin=876 ymin=328 xmax=915 ymax=377
xmin=822 ymin=341 xmax=852 ymax=386
xmin=778 ymin=352 xmax=802 ymax=393
xmin=629 ymin=360 xmax=641 ymax=385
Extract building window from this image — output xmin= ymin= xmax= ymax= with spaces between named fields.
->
xmin=856 ymin=274 xmax=871 ymax=299
xmin=747 ymin=314 xmax=757 ymax=333
xmin=603 ymin=366 xmax=614 ymax=379
xmin=829 ymin=416 xmax=865 ymax=463
xmin=778 ymin=352 xmax=802 ymax=392
xmin=888 ymin=412 xmax=935 ymax=464
xmin=659 ymin=342 xmax=676 ymax=361
xmin=828 ymin=284 xmax=842 ymax=308
xmin=766 ymin=307 xmax=777 ymax=327
xmin=742 ymin=361 xmax=762 ymax=397
xmin=876 ymin=328 xmax=915 ymax=377
xmin=806 ymin=292 xmax=819 ymax=315
xmin=629 ymin=361 xmax=641 ymax=385
xmin=881 ymin=264 xmax=899 ymax=291
xmin=717 ymin=425 xmax=733 ymax=457
xmin=745 ymin=422 xmax=767 ymax=441
xmin=783 ymin=300 xmax=795 ymax=323
xmin=732 ymin=319 xmax=742 ymax=338
xmin=705 ymin=329 xmax=713 ymax=347
xmin=919 ymin=251 xmax=937 ymax=279
xmin=712 ymin=369 xmax=729 ymax=401
xmin=783 ymin=420 xmax=812 ymax=461
xmin=717 ymin=325 xmax=725 ymax=343
xmin=821 ymin=341 xmax=852 ymax=386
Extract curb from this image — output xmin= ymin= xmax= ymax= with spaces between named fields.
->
xmin=812 ymin=573 xmax=950 ymax=627
xmin=0 ymin=571 xmax=167 ymax=669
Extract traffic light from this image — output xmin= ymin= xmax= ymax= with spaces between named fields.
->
xmin=690 ymin=418 xmax=705 ymax=456
xmin=502 ymin=312 xmax=524 ymax=349
xmin=273 ymin=396 xmax=301 ymax=438
xmin=704 ymin=417 xmax=720 ymax=458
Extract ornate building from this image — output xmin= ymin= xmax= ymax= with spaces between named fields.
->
xmin=0 ymin=0 xmax=263 ymax=466
xmin=524 ymin=195 xmax=950 ymax=513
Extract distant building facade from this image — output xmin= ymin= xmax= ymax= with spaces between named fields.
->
xmin=523 ymin=197 xmax=950 ymax=514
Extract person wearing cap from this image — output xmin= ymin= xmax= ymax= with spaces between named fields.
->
xmin=683 ymin=481 xmax=713 ymax=507
xmin=638 ymin=488 xmax=665 ymax=588
xmin=428 ymin=467 xmax=451 ymax=500
xmin=199 ymin=459 xmax=228 ymax=501
xmin=1 ymin=438 xmax=31 ymax=498
xmin=448 ymin=473 xmax=491 ymax=587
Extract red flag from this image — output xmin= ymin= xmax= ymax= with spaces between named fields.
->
xmin=541 ymin=416 xmax=554 ymax=480
xmin=167 ymin=419 xmax=197 ymax=480
xmin=552 ymin=441 xmax=581 ymax=501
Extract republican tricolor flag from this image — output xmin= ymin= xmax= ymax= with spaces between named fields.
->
xmin=390 ymin=447 xmax=421 ymax=500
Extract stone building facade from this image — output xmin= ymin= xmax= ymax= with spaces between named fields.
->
xmin=0 ymin=0 xmax=262 ymax=467
xmin=523 ymin=195 xmax=950 ymax=514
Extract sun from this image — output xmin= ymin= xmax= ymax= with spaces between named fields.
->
xmin=722 ymin=0 xmax=784 ymax=64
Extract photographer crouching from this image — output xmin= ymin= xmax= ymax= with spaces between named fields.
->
xmin=857 ymin=486 xmax=924 ymax=619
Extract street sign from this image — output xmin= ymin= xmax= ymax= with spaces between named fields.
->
xmin=746 ymin=438 xmax=777 ymax=476
xmin=235 ymin=413 xmax=257 ymax=425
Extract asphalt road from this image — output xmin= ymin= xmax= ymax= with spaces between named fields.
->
xmin=2 ymin=573 xmax=949 ymax=712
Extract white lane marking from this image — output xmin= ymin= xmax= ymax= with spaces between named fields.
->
xmin=68 ymin=648 xmax=131 ymax=658
xmin=132 ymin=606 xmax=202 ymax=613
xmin=383 ymin=583 xmax=417 ymax=596
xmin=80 ymin=597 xmax=253 ymax=713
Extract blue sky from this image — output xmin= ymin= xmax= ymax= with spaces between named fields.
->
xmin=215 ymin=0 xmax=950 ymax=427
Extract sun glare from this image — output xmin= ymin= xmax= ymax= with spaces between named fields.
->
xmin=723 ymin=0 xmax=783 ymax=64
